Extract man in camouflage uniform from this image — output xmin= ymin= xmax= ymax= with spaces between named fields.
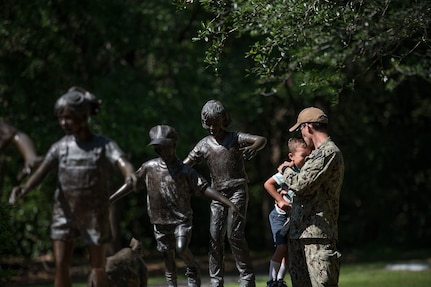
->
xmin=282 ymin=107 xmax=344 ymax=287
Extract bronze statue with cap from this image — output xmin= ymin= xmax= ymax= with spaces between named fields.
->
xmin=109 ymin=124 xmax=244 ymax=287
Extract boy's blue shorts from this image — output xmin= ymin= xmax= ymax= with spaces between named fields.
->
xmin=269 ymin=208 xmax=289 ymax=246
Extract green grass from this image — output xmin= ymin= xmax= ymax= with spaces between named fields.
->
xmin=339 ymin=262 xmax=431 ymax=287
xmin=9 ymin=260 xmax=431 ymax=287
xmin=258 ymin=262 xmax=431 ymax=287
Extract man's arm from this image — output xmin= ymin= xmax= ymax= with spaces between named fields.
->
xmin=286 ymin=152 xmax=341 ymax=197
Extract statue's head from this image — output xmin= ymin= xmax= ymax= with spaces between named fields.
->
xmin=54 ymin=86 xmax=101 ymax=118
xmin=148 ymin=125 xmax=178 ymax=146
xmin=200 ymin=100 xmax=231 ymax=129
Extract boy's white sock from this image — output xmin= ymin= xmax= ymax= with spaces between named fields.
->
xmin=269 ymin=260 xmax=281 ymax=281
xmin=277 ymin=262 xmax=287 ymax=280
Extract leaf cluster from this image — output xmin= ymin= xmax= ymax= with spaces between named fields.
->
xmin=182 ymin=0 xmax=431 ymax=99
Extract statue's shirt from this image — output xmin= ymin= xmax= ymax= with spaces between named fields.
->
xmin=135 ymin=158 xmax=208 ymax=225
xmin=185 ymin=131 xmax=257 ymax=190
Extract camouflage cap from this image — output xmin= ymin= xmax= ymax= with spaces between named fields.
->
xmin=148 ymin=125 xmax=178 ymax=146
xmin=289 ymin=107 xmax=328 ymax=132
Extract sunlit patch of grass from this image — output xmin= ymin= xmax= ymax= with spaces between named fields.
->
xmin=339 ymin=262 xmax=431 ymax=287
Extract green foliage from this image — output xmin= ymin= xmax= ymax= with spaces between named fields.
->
xmin=179 ymin=0 xmax=431 ymax=100
xmin=0 ymin=204 xmax=16 ymax=284
xmin=0 ymin=0 xmax=266 ymax=257
xmin=0 ymin=0 xmax=430 ymax=263
xmin=334 ymin=76 xmax=431 ymax=248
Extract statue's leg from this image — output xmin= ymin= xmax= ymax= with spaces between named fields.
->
xmin=209 ymin=201 xmax=228 ymax=287
xmin=53 ymin=239 xmax=74 ymax=287
xmin=87 ymin=244 xmax=109 ymax=287
xmin=227 ymin=186 xmax=255 ymax=287
xmin=176 ymin=235 xmax=201 ymax=287
xmin=185 ymin=261 xmax=201 ymax=287
xmin=164 ymin=250 xmax=178 ymax=287
xmin=175 ymin=221 xmax=201 ymax=287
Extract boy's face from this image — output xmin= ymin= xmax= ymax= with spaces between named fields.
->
xmin=153 ymin=143 xmax=176 ymax=162
xmin=203 ymin=117 xmax=224 ymax=138
xmin=289 ymin=146 xmax=311 ymax=169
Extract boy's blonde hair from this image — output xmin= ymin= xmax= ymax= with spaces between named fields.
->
xmin=287 ymin=137 xmax=307 ymax=153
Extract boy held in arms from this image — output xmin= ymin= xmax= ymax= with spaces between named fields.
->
xmin=109 ymin=125 xmax=243 ymax=287
xmin=263 ymin=138 xmax=311 ymax=287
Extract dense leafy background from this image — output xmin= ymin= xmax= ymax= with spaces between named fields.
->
xmin=1 ymin=0 xmax=430 ymax=266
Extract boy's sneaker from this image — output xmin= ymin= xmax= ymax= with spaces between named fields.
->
xmin=275 ymin=279 xmax=288 ymax=287
xmin=266 ymin=280 xmax=275 ymax=287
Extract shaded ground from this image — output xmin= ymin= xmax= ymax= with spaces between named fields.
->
xmin=4 ymin=248 xmax=431 ymax=286
xmin=3 ymin=252 xmax=270 ymax=286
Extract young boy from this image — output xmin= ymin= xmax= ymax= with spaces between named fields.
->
xmin=109 ymin=125 xmax=242 ymax=287
xmin=183 ymin=100 xmax=267 ymax=287
xmin=263 ymin=137 xmax=311 ymax=287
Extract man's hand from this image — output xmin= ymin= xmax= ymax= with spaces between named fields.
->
xmin=277 ymin=160 xmax=294 ymax=173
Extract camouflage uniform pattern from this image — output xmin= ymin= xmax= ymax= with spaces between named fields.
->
xmin=283 ymin=138 xmax=344 ymax=287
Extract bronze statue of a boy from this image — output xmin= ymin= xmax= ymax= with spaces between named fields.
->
xmin=110 ymin=125 xmax=243 ymax=287
xmin=183 ymin=100 xmax=267 ymax=287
